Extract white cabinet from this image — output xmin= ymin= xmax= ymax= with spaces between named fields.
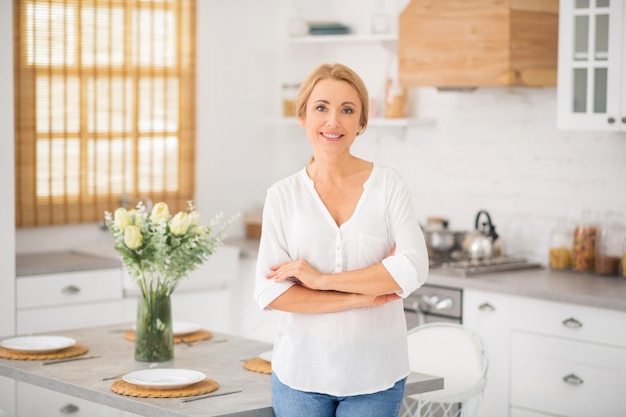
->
xmin=16 ymin=268 xmax=125 ymax=334
xmin=17 ymin=383 xmax=137 ymax=417
xmin=557 ymin=0 xmax=626 ymax=130
xmin=462 ymin=289 xmax=512 ymax=417
xmin=511 ymin=332 xmax=626 ymax=417
xmin=464 ymin=289 xmax=626 ymax=417
xmin=509 ymin=296 xmax=626 ymax=417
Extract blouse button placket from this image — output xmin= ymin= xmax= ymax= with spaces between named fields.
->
xmin=334 ymin=231 xmax=342 ymax=273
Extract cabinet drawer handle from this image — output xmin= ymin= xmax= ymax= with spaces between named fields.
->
xmin=607 ymin=116 xmax=615 ymax=124
xmin=478 ymin=302 xmax=495 ymax=312
xmin=61 ymin=285 xmax=81 ymax=295
xmin=562 ymin=317 xmax=582 ymax=328
xmin=562 ymin=373 xmax=584 ymax=385
xmin=59 ymin=403 xmax=80 ymax=414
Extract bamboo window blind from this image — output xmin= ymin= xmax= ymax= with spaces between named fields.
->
xmin=14 ymin=0 xmax=197 ymax=227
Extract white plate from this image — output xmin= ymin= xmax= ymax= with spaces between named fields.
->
xmin=131 ymin=321 xmax=201 ymax=336
xmin=173 ymin=322 xmax=201 ymax=337
xmin=259 ymin=351 xmax=273 ymax=362
xmin=0 ymin=336 xmax=76 ymax=354
xmin=123 ymin=368 xmax=206 ymax=390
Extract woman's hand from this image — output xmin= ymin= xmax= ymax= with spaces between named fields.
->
xmin=367 ymin=292 xmax=402 ymax=307
xmin=267 ymin=260 xmax=325 ymax=290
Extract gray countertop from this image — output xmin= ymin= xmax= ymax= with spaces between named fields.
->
xmin=0 ymin=324 xmax=443 ymax=417
xmin=16 ymin=251 xmax=121 ymax=276
xmin=427 ymin=267 xmax=626 ymax=311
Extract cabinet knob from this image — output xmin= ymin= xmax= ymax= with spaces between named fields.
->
xmin=562 ymin=373 xmax=584 ymax=385
xmin=61 ymin=285 xmax=81 ymax=295
xmin=478 ymin=302 xmax=495 ymax=312
xmin=562 ymin=317 xmax=583 ymax=328
xmin=622 ymin=117 xmax=626 ymax=124
xmin=59 ymin=403 xmax=80 ymax=414
xmin=607 ymin=116 xmax=615 ymax=124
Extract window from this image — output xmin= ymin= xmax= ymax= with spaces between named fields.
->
xmin=14 ymin=0 xmax=196 ymax=227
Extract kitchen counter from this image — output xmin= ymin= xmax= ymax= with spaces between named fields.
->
xmin=427 ymin=267 xmax=626 ymax=311
xmin=0 ymin=324 xmax=443 ymax=417
xmin=16 ymin=251 xmax=121 ymax=276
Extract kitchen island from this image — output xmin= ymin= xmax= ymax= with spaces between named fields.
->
xmin=0 ymin=324 xmax=443 ymax=417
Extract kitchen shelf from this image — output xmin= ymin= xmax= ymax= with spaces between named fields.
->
xmin=286 ymin=33 xmax=398 ymax=44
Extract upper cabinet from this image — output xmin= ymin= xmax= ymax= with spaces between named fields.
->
xmin=557 ymin=0 xmax=626 ymax=131
xmin=397 ymin=0 xmax=559 ymax=87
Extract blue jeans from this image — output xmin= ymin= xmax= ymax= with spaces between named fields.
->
xmin=271 ymin=372 xmax=407 ymax=417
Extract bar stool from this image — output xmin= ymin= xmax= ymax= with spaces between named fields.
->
xmin=401 ymin=322 xmax=488 ymax=417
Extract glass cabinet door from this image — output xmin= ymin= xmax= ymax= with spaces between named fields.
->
xmin=557 ymin=0 xmax=625 ymax=130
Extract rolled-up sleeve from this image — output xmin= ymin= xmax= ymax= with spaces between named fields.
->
xmin=381 ymin=172 xmax=428 ymax=297
xmin=253 ymin=187 xmax=295 ymax=310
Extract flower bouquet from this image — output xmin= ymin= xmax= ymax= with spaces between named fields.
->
xmin=104 ymin=201 xmax=236 ymax=362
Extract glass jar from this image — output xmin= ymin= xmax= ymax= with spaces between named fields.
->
xmin=595 ymin=211 xmax=624 ymax=276
xmin=548 ymin=218 xmax=572 ymax=270
xmin=281 ymin=83 xmax=300 ymax=117
xmin=572 ymin=210 xmax=598 ymax=273
xmin=622 ymin=234 xmax=626 ymax=278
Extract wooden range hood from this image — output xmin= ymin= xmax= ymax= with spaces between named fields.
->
xmin=398 ymin=0 xmax=559 ymax=88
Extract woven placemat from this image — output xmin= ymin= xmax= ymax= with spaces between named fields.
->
xmin=111 ymin=378 xmax=219 ymax=398
xmin=243 ymin=357 xmax=271 ymax=374
xmin=123 ymin=329 xmax=213 ymax=344
xmin=0 ymin=343 xmax=89 ymax=361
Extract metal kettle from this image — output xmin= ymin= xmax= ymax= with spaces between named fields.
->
xmin=463 ymin=210 xmax=499 ymax=260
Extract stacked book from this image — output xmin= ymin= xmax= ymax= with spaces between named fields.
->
xmin=308 ymin=21 xmax=350 ymax=36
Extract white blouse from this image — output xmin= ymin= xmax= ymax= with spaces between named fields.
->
xmin=253 ymin=164 xmax=429 ymax=396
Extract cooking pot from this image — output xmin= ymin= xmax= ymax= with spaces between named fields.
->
xmin=423 ymin=217 xmax=466 ymax=253
xmin=463 ymin=210 xmax=500 ymax=260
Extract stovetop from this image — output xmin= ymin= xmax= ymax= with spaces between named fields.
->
xmin=429 ymin=255 xmax=543 ymax=277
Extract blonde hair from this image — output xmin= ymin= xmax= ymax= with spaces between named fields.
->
xmin=295 ymin=63 xmax=369 ymax=135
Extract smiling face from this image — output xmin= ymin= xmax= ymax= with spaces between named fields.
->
xmin=300 ymin=79 xmax=364 ymax=158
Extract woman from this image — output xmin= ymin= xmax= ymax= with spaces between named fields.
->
xmin=253 ymin=63 xmax=429 ymax=417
